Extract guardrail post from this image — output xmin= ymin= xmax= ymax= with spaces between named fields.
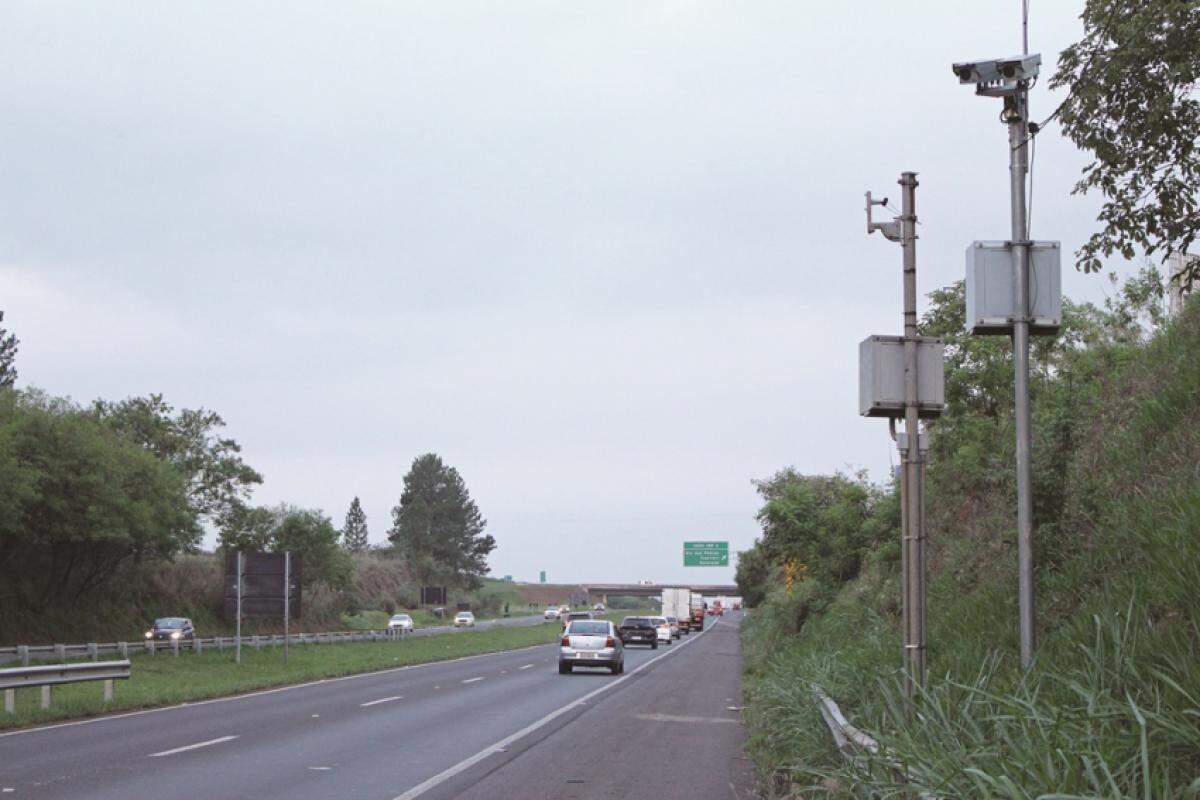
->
xmin=196 ymin=638 xmax=203 ymax=655
xmin=103 ymin=679 xmax=114 ymax=703
xmin=54 ymin=644 xmax=66 ymax=662
xmin=172 ymin=638 xmax=180 ymax=657
xmin=88 ymin=643 xmax=98 ymax=661
xmin=18 ymin=646 xmax=29 ymax=667
xmin=118 ymin=642 xmax=128 ymax=659
xmin=216 ymin=637 xmax=224 ymax=652
xmin=253 ymin=635 xmax=261 ymax=651
xmin=40 ymin=685 xmax=50 ymax=710
xmin=147 ymin=641 xmax=155 ymax=657
xmin=4 ymin=689 xmax=13 ymax=713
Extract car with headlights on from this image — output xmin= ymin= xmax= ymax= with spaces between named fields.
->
xmin=387 ymin=613 xmax=413 ymax=633
xmin=617 ymin=616 xmax=658 ymax=649
xmin=453 ymin=611 xmax=475 ymax=627
xmin=559 ymin=619 xmax=623 ymax=674
xmin=144 ymin=617 xmax=195 ymax=642
xmin=543 ymin=606 xmax=561 ymax=619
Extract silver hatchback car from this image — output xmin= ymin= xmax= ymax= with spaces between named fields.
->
xmin=559 ymin=619 xmax=624 ymax=675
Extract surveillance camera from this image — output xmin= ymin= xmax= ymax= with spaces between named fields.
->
xmin=951 ymin=59 xmax=1003 ymax=85
xmin=953 ymin=53 xmax=1041 ymax=96
xmin=996 ymin=54 xmax=1041 ymax=81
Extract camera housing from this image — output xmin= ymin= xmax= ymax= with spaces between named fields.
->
xmin=952 ymin=54 xmax=1041 ymax=96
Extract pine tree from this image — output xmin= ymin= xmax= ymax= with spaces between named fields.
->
xmin=388 ymin=453 xmax=495 ymax=588
xmin=0 ymin=311 xmax=18 ymax=388
xmin=342 ymin=496 xmax=369 ymax=553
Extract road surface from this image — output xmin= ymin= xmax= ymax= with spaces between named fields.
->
xmin=0 ymin=614 xmax=754 ymax=799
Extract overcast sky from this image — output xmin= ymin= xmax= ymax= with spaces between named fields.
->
xmin=1 ymin=2 xmax=1139 ymax=585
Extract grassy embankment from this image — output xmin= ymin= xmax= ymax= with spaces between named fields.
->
xmin=0 ymin=620 xmax=565 ymax=731
xmin=741 ymin=296 xmax=1200 ymax=796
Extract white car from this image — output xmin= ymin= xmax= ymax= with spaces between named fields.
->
xmin=453 ymin=611 xmax=476 ymax=627
xmin=387 ymin=613 xmax=413 ymax=633
xmin=543 ymin=606 xmax=560 ymax=619
xmin=650 ymin=615 xmax=672 ymax=644
xmin=592 ymin=602 xmax=606 ymax=612
xmin=559 ymin=619 xmax=624 ymax=675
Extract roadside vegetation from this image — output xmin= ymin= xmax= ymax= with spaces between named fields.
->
xmin=738 ymin=272 xmax=1200 ymax=797
xmin=0 ymin=620 xmax=564 ymax=730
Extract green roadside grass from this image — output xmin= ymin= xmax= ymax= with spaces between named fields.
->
xmin=1 ymin=621 xmax=563 ymax=731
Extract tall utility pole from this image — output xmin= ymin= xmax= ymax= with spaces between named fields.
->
xmin=1008 ymin=81 xmax=1036 ymax=670
xmin=865 ymin=172 xmax=939 ymax=696
xmin=952 ymin=51 xmax=1051 ymax=671
xmin=898 ymin=173 xmax=927 ymax=691
xmin=235 ymin=551 xmax=243 ymax=665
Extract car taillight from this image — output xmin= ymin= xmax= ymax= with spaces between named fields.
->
xmin=561 ymin=635 xmax=570 ymax=646
xmin=605 ymin=636 xmax=615 ymax=647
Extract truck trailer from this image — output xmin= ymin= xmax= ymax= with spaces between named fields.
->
xmin=661 ymin=588 xmax=692 ymax=635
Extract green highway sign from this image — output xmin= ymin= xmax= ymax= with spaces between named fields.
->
xmin=683 ymin=541 xmax=729 ymax=567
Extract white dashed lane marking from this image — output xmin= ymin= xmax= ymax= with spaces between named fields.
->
xmin=149 ymin=735 xmax=239 ymax=758
xmin=360 ymin=696 xmax=404 ymax=707
xmin=461 ymin=677 xmax=484 ymax=684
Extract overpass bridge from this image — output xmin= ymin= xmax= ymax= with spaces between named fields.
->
xmin=581 ymin=583 xmax=738 ymax=604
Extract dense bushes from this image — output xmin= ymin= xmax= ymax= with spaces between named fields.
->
xmin=739 ymin=274 xmax=1200 ymax=797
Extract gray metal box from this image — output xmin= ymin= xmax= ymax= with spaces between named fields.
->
xmin=965 ymin=240 xmax=1062 ymax=335
xmin=859 ymin=335 xmax=945 ymax=419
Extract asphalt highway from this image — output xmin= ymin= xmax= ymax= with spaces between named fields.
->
xmin=0 ymin=614 xmax=754 ymax=799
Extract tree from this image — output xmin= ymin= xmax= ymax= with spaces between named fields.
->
xmin=341 ymin=497 xmax=369 ymax=553
xmin=218 ymin=503 xmax=353 ymax=590
xmin=0 ymin=391 xmax=197 ymax=607
xmin=91 ymin=395 xmax=262 ymax=536
xmin=1049 ymin=0 xmax=1200 ymax=284
xmin=388 ymin=453 xmax=495 ymax=589
xmin=0 ymin=311 xmax=18 ymax=388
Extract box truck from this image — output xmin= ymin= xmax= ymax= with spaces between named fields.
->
xmin=660 ymin=588 xmax=691 ymax=635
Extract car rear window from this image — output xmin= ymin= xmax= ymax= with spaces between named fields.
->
xmin=568 ymin=621 xmax=609 ymax=635
xmin=621 ymin=617 xmax=651 ymax=626
xmin=568 ymin=612 xmax=591 ymax=620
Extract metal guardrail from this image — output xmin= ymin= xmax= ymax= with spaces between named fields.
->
xmin=0 ymin=614 xmax=548 ymax=666
xmin=1 ymin=660 xmax=131 ymax=713
xmin=814 ymin=687 xmax=881 ymax=759
xmin=814 ymin=687 xmax=939 ymax=799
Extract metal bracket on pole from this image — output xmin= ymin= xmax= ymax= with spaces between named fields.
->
xmin=866 ymin=192 xmax=902 ymax=242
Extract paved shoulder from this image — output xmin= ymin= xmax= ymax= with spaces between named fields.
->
xmin=433 ymin=617 xmax=756 ymax=800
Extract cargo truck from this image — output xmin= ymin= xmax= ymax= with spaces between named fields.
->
xmin=660 ymin=588 xmax=691 ymax=635
xmin=689 ymin=593 xmax=706 ymax=631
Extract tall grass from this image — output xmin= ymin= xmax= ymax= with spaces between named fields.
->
xmin=741 ymin=302 xmax=1200 ymax=797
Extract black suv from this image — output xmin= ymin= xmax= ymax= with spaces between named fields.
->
xmin=617 ymin=616 xmax=658 ymax=649
xmin=144 ymin=617 xmax=196 ymax=642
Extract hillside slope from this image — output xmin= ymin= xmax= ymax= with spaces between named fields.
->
xmin=740 ymin=285 xmax=1200 ymax=797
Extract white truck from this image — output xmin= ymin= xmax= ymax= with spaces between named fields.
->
xmin=660 ymin=587 xmax=692 ymax=636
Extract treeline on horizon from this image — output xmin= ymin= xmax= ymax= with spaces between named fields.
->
xmin=0 ymin=322 xmax=495 ymax=633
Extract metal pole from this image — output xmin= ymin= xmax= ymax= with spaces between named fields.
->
xmin=899 ymin=171 xmax=926 ymax=694
xmin=283 ymin=552 xmax=290 ymax=664
xmin=236 ymin=551 xmax=243 ymax=665
xmin=1008 ymin=88 xmax=1036 ymax=669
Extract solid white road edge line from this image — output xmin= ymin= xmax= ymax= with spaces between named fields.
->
xmin=391 ymin=622 xmax=715 ymax=800
xmin=148 ymin=735 xmax=238 ymax=758
xmin=0 ymin=642 xmax=554 ymax=740
xmin=360 ymin=696 xmax=404 ymax=707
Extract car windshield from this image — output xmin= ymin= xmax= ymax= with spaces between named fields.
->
xmin=456 ymin=612 xmax=471 ymax=618
xmin=622 ymin=617 xmax=651 ymax=626
xmin=153 ymin=618 xmax=185 ymax=628
xmin=652 ymin=618 xmax=667 ymax=624
xmin=568 ymin=621 xmax=610 ymax=636
xmin=391 ymin=615 xmax=409 ymax=621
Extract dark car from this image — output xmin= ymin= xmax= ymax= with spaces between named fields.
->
xmin=617 ymin=616 xmax=658 ymax=649
xmin=144 ymin=617 xmax=195 ymax=642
